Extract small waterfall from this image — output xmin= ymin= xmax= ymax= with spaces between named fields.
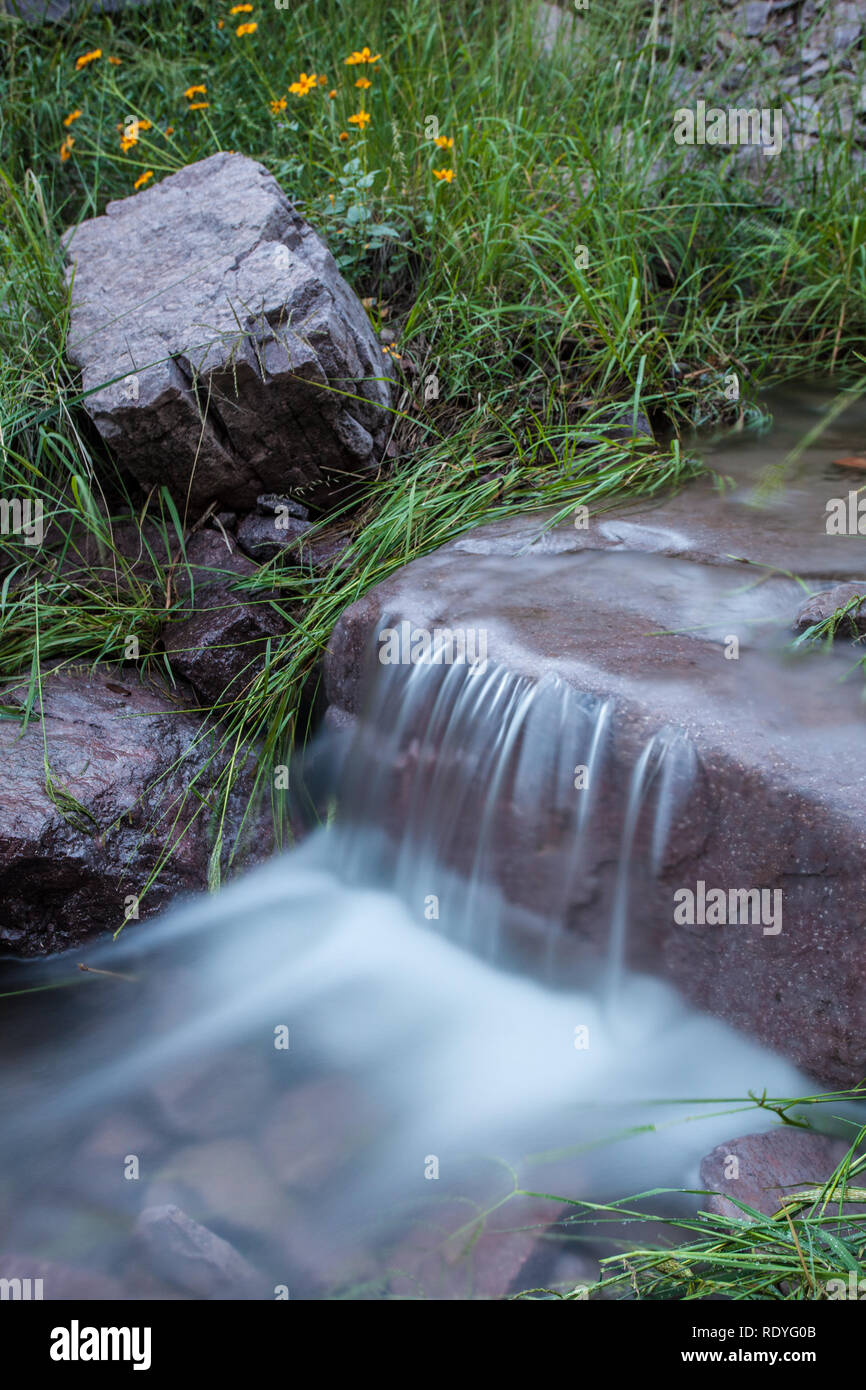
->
xmin=0 ymin=648 xmax=817 ymax=1300
xmin=605 ymin=728 xmax=696 ymax=1007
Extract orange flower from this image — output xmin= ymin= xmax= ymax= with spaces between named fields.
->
xmin=120 ymin=135 xmax=138 ymax=151
xmin=236 ymin=21 xmax=257 ymax=35
xmin=270 ymin=96 xmax=287 ymax=115
xmin=218 ymin=18 xmax=224 ymax=26
xmin=60 ymin=135 xmax=75 ymax=161
xmin=339 ymin=131 xmax=349 ymax=141
xmin=317 ymin=74 xmax=328 ymax=85
xmin=184 ymin=85 xmax=207 ymax=99
xmin=289 ymin=72 xmax=317 ymax=95
xmin=328 ymin=89 xmax=337 ymax=99
xmin=108 ymin=56 xmax=122 ymax=65
xmin=355 ymin=77 xmax=371 ymax=89
xmin=344 ymin=46 xmax=380 ymax=65
xmin=229 ymin=2 xmax=253 ymax=10
xmin=165 ymin=126 xmax=175 ymax=136
xmin=348 ymin=110 xmax=370 ymax=128
xmin=188 ymin=102 xmax=210 ymax=111
xmin=134 ymin=170 xmax=154 ymax=189
xmin=433 ymin=167 xmax=454 ymax=182
xmin=75 ymin=49 xmax=102 ymax=69
xmin=63 ymin=109 xmax=82 ymax=127
xmin=433 ymin=135 xmax=453 ymax=148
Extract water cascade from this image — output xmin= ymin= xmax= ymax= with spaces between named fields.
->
xmin=0 ymin=654 xmax=814 ymax=1299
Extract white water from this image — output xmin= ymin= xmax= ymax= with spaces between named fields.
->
xmin=0 ymin=657 xmax=821 ymax=1297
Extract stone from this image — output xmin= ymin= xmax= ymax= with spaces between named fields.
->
xmin=386 ymin=1191 xmax=560 ymax=1300
xmin=699 ymin=1129 xmax=851 ymax=1220
xmin=145 ymin=1138 xmax=288 ymax=1240
xmin=147 ymin=1047 xmax=272 ymax=1141
xmin=323 ymin=387 xmax=866 ymax=1088
xmin=532 ymin=1 xmax=578 ymax=57
xmin=235 ymin=512 xmax=351 ymax=570
xmin=794 ymin=582 xmax=866 ymax=638
xmin=133 ymin=1205 xmax=268 ymax=1299
xmin=160 ymin=528 xmax=285 ymax=706
xmin=258 ymin=1079 xmax=369 ymax=1193
xmin=0 ymin=667 xmax=265 ymax=955
xmin=63 ymin=153 xmax=391 ymax=512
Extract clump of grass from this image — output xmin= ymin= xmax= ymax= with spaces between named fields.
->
xmin=513 ymin=1111 xmax=866 ymax=1302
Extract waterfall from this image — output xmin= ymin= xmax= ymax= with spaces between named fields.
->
xmin=0 ymin=652 xmax=814 ymax=1299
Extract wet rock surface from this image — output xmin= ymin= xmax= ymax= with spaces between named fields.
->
xmin=794 ymin=580 xmax=866 ymax=636
xmin=63 ymin=153 xmax=391 ymax=512
xmin=0 ymin=667 xmax=267 ymax=955
xmin=134 ymin=1205 xmax=268 ymax=1300
xmin=324 ymin=391 xmax=866 ymax=1088
xmin=699 ymin=1128 xmax=852 ymax=1220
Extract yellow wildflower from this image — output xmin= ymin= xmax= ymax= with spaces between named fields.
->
xmin=60 ymin=135 xmax=75 ymax=161
xmin=218 ymin=18 xmax=224 ymax=26
xmin=120 ymin=135 xmax=138 ymax=151
xmin=134 ymin=170 xmax=154 ymax=189
xmin=328 ymin=89 xmax=337 ymax=99
xmin=75 ymin=49 xmax=102 ymax=69
xmin=229 ymin=2 xmax=253 ymax=10
xmin=348 ymin=110 xmax=370 ymax=128
xmin=339 ymin=131 xmax=349 ymax=141
xmin=63 ymin=109 xmax=82 ymax=127
xmin=318 ymin=74 xmax=328 ymax=85
xmin=355 ymin=77 xmax=371 ymax=89
xmin=344 ymin=46 xmax=380 ymax=65
xmin=236 ymin=21 xmax=257 ymax=35
xmin=188 ymin=102 xmax=210 ymax=111
xmin=270 ymin=97 xmax=287 ymax=114
xmin=165 ymin=126 xmax=175 ymax=136
xmin=434 ymin=136 xmax=453 ymax=148
xmin=289 ymin=72 xmax=317 ymax=96
xmin=184 ymin=85 xmax=207 ymax=99
xmin=433 ymin=167 xmax=454 ymax=182
xmin=108 ymin=56 xmax=122 ymax=65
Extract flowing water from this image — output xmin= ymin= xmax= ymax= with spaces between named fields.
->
xmin=2 ymin=385 xmax=862 ymax=1299
xmin=0 ymin=653 xmax=817 ymax=1301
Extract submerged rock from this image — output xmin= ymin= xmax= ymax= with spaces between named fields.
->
xmin=63 ymin=153 xmax=391 ymax=512
xmin=134 ymin=1205 xmax=268 ymax=1300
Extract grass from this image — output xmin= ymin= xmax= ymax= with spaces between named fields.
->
xmin=2 ymin=0 xmax=866 ymax=1299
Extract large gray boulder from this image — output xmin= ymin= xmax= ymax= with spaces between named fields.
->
xmin=64 ymin=153 xmax=392 ymax=512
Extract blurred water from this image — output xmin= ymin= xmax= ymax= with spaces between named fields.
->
xmin=0 ymin=655 xmax=816 ymax=1300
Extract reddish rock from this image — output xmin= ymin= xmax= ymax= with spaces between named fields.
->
xmin=134 ymin=1205 xmax=268 ymax=1300
xmin=699 ymin=1129 xmax=852 ymax=1221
